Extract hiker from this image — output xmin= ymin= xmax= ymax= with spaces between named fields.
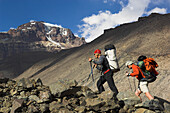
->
xmin=125 ymin=61 xmax=154 ymax=102
xmin=89 ymin=49 xmax=118 ymax=97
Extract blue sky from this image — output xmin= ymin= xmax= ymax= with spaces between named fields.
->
xmin=0 ymin=0 xmax=170 ymax=42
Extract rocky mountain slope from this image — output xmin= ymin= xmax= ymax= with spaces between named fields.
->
xmin=2 ymin=13 xmax=170 ymax=106
xmin=0 ymin=21 xmax=85 ymax=59
xmin=12 ymin=13 xmax=170 ymax=105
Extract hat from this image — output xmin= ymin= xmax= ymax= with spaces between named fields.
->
xmin=125 ymin=61 xmax=134 ymax=67
xmin=94 ymin=49 xmax=101 ymax=54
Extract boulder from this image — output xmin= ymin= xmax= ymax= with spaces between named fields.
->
xmin=3 ymin=100 xmax=12 ymax=108
xmin=80 ymin=86 xmax=96 ymax=98
xmin=67 ymin=98 xmax=80 ymax=108
xmin=0 ymin=88 xmax=4 ymax=96
xmin=27 ymin=104 xmax=39 ymax=113
xmin=36 ymin=78 xmax=43 ymax=86
xmin=100 ymin=100 xmax=120 ymax=112
xmin=135 ymin=101 xmax=150 ymax=109
xmin=0 ymin=107 xmax=10 ymax=113
xmin=39 ymin=103 xmax=49 ymax=113
xmin=135 ymin=108 xmax=155 ymax=113
xmin=79 ymin=98 xmax=86 ymax=106
xmin=0 ymin=78 xmax=9 ymax=83
xmin=17 ymin=78 xmax=33 ymax=89
xmin=49 ymin=101 xmax=65 ymax=112
xmin=85 ymin=98 xmax=106 ymax=108
xmin=97 ymin=90 xmax=115 ymax=101
xmin=117 ymin=91 xmax=141 ymax=106
xmin=10 ymin=89 xmax=17 ymax=96
xmin=75 ymin=106 xmax=86 ymax=113
xmin=164 ymin=102 xmax=170 ymax=113
xmin=57 ymin=108 xmax=72 ymax=113
xmin=39 ymin=90 xmax=51 ymax=102
xmin=49 ymin=79 xmax=79 ymax=97
xmin=10 ymin=99 xmax=24 ymax=113
xmin=29 ymin=95 xmax=41 ymax=103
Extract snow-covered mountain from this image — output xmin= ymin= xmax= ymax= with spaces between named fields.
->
xmin=7 ymin=21 xmax=85 ymax=46
xmin=0 ymin=21 xmax=86 ymax=59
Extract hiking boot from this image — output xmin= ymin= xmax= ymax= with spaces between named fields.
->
xmin=149 ymin=99 xmax=155 ymax=110
xmin=149 ymin=99 xmax=164 ymax=111
xmin=110 ymin=96 xmax=119 ymax=103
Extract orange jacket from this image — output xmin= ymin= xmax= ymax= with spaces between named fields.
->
xmin=130 ymin=64 xmax=145 ymax=80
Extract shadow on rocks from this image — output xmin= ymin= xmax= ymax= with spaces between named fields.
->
xmin=154 ymin=96 xmax=170 ymax=111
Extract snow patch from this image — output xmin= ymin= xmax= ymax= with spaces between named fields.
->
xmin=46 ymin=36 xmax=65 ymax=49
xmin=43 ymin=22 xmax=68 ymax=36
xmin=30 ymin=20 xmax=36 ymax=22
xmin=27 ymin=27 xmax=32 ymax=30
xmin=60 ymin=28 xmax=68 ymax=36
xmin=43 ymin=22 xmax=63 ymax=28
xmin=31 ymin=22 xmax=36 ymax=25
xmin=10 ymin=27 xmax=15 ymax=30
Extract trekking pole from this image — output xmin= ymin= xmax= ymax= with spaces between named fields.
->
xmin=86 ymin=61 xmax=95 ymax=82
xmin=127 ymin=76 xmax=133 ymax=92
xmin=133 ymin=77 xmax=136 ymax=92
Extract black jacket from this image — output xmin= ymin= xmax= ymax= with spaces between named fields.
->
xmin=93 ymin=55 xmax=110 ymax=73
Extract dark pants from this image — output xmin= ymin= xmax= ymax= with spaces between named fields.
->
xmin=97 ymin=70 xmax=118 ymax=96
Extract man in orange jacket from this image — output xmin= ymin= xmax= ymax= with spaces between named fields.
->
xmin=125 ymin=61 xmax=154 ymax=102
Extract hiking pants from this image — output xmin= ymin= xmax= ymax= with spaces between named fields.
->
xmin=97 ymin=70 xmax=118 ymax=95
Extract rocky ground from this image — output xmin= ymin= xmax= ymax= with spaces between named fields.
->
xmin=0 ymin=78 xmax=168 ymax=113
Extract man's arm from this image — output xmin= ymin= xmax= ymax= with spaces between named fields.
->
xmin=130 ymin=66 xmax=139 ymax=77
xmin=96 ymin=65 xmax=103 ymax=71
xmin=93 ymin=56 xmax=104 ymax=65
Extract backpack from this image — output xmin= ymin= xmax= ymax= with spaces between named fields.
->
xmin=137 ymin=59 xmax=158 ymax=83
xmin=104 ymin=44 xmax=120 ymax=73
xmin=143 ymin=58 xmax=159 ymax=76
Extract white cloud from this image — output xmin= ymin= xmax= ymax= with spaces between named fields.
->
xmin=151 ymin=0 xmax=164 ymax=5
xmin=78 ymin=0 xmax=151 ymax=43
xmin=103 ymin=0 xmax=116 ymax=4
xmin=119 ymin=1 xmax=125 ymax=8
xmin=103 ymin=0 xmax=108 ymax=3
xmin=146 ymin=7 xmax=167 ymax=15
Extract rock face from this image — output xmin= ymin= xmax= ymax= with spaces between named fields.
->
xmin=0 ymin=78 xmax=168 ymax=113
xmin=0 ymin=21 xmax=86 ymax=59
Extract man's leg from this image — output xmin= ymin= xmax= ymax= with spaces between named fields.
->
xmin=145 ymin=92 xmax=154 ymax=100
xmin=105 ymin=71 xmax=118 ymax=96
xmin=97 ymin=75 xmax=106 ymax=93
xmin=140 ymin=81 xmax=154 ymax=100
xmin=135 ymin=89 xmax=142 ymax=102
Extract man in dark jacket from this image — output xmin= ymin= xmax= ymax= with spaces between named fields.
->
xmin=89 ymin=49 xmax=118 ymax=96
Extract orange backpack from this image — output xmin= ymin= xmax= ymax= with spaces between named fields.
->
xmin=143 ymin=58 xmax=159 ymax=75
